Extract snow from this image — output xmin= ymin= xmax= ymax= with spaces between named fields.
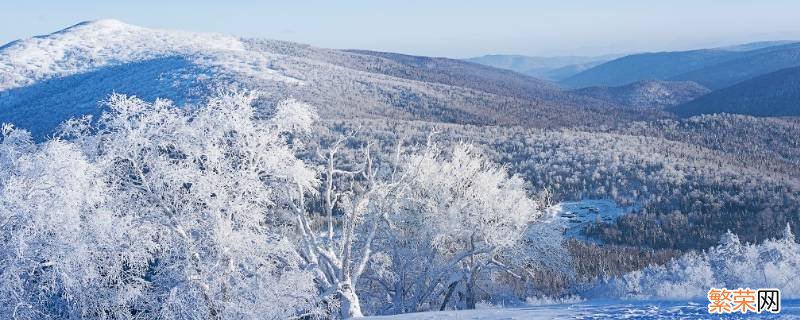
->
xmin=364 ymin=299 xmax=800 ymax=319
xmin=0 ymin=18 xmax=304 ymax=94
xmin=594 ymin=227 xmax=800 ymax=300
xmin=0 ymin=19 xmax=252 ymax=91
xmin=0 ymin=19 xmax=302 ymax=138
xmin=3 ymin=19 xmax=568 ymax=141
xmin=0 ymin=91 xmax=322 ymax=319
xmin=540 ymin=199 xmax=636 ymax=242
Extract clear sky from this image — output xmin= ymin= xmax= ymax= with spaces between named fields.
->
xmin=2 ymin=0 xmax=800 ymax=58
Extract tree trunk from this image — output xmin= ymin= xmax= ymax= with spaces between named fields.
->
xmin=392 ymin=280 xmax=406 ymax=314
xmin=464 ymin=271 xmax=478 ymax=310
xmin=439 ymin=280 xmax=458 ymax=311
xmin=338 ymin=282 xmax=364 ymax=318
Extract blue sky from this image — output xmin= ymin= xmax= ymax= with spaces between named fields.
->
xmin=2 ymin=0 xmax=800 ymax=58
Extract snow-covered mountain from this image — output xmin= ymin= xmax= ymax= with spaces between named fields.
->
xmin=572 ymin=80 xmax=710 ymax=109
xmin=0 ymin=19 xmax=657 ymax=139
xmin=0 ymin=19 xmax=300 ymax=137
xmin=0 ymin=19 xmax=257 ymax=91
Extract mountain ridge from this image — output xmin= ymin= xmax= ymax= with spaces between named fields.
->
xmin=465 ymin=54 xmax=620 ymax=81
xmin=0 ymin=20 xmax=662 ymax=139
xmin=560 ymin=41 xmax=800 ymax=89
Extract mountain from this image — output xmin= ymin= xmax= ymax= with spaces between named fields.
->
xmin=0 ymin=20 xmax=657 ymax=139
xmin=669 ymin=66 xmax=800 ymax=117
xmin=559 ymin=49 xmax=738 ymax=88
xmin=573 ymin=80 xmax=710 ymax=109
xmin=560 ymin=41 xmax=800 ymax=89
xmin=464 ymin=54 xmax=620 ymax=81
xmin=669 ymin=43 xmax=800 ymax=89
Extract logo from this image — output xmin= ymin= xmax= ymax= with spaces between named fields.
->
xmin=707 ymin=288 xmax=780 ymax=314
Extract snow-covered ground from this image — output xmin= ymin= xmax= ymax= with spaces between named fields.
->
xmin=516 ymin=199 xmax=635 ymax=286
xmin=0 ymin=19 xmax=247 ymax=91
xmin=0 ymin=19 xmax=306 ymax=138
xmin=541 ymin=199 xmax=636 ymax=242
xmin=4 ymin=18 xmax=532 ymax=139
xmin=365 ymin=299 xmax=800 ymax=319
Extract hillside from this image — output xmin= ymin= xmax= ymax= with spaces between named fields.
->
xmin=342 ymin=50 xmax=561 ymax=100
xmin=560 ymin=41 xmax=800 ymax=89
xmin=559 ymin=49 xmax=738 ymax=88
xmin=670 ymin=66 xmax=800 ymax=117
xmin=0 ymin=20 xmax=657 ymax=139
xmin=670 ymin=42 xmax=800 ymax=89
xmin=320 ymin=114 xmax=800 ymax=251
xmin=572 ymin=80 xmax=709 ymax=109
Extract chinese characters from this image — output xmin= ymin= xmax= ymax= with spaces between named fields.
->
xmin=708 ymin=288 xmax=780 ymax=314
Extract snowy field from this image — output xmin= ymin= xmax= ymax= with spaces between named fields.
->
xmin=540 ymin=200 xmax=636 ymax=242
xmin=365 ymin=300 xmax=800 ymax=319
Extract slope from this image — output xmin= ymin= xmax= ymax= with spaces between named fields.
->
xmin=344 ymin=49 xmax=620 ymax=107
xmin=669 ymin=66 xmax=800 ymax=117
xmin=560 ymin=41 xmax=800 ymax=89
xmin=559 ymin=49 xmax=738 ymax=88
xmin=0 ymin=20 xmax=661 ymax=139
xmin=572 ymin=80 xmax=709 ymax=109
xmin=669 ymin=42 xmax=800 ymax=89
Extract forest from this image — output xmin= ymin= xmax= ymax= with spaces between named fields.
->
xmin=3 ymin=92 xmax=796 ymax=319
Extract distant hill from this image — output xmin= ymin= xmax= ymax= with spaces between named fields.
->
xmin=559 ymin=49 xmax=738 ymax=88
xmin=0 ymin=20 xmax=658 ymax=139
xmin=669 ymin=66 xmax=800 ymax=117
xmin=464 ymin=54 xmax=619 ymax=81
xmin=560 ymin=41 xmax=800 ymax=89
xmin=669 ymin=43 xmax=800 ymax=89
xmin=343 ymin=50 xmax=562 ymax=100
xmin=573 ymin=80 xmax=710 ymax=109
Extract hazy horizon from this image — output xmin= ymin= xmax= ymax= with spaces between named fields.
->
xmin=3 ymin=0 xmax=800 ymax=58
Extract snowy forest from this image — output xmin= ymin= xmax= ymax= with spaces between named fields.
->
xmin=0 ymin=92 xmax=539 ymax=318
xmin=2 ymin=92 xmax=799 ymax=319
xmin=1 ymin=16 xmax=800 ymax=319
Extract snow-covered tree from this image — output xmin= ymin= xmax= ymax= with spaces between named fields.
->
xmin=283 ymin=132 xmax=403 ymax=318
xmin=0 ymin=126 xmax=146 ymax=319
xmin=0 ymin=92 xmax=322 ymax=319
xmin=597 ymin=225 xmax=800 ymax=300
xmin=84 ymin=92 xmax=319 ymax=319
xmin=366 ymin=142 xmax=540 ymax=313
